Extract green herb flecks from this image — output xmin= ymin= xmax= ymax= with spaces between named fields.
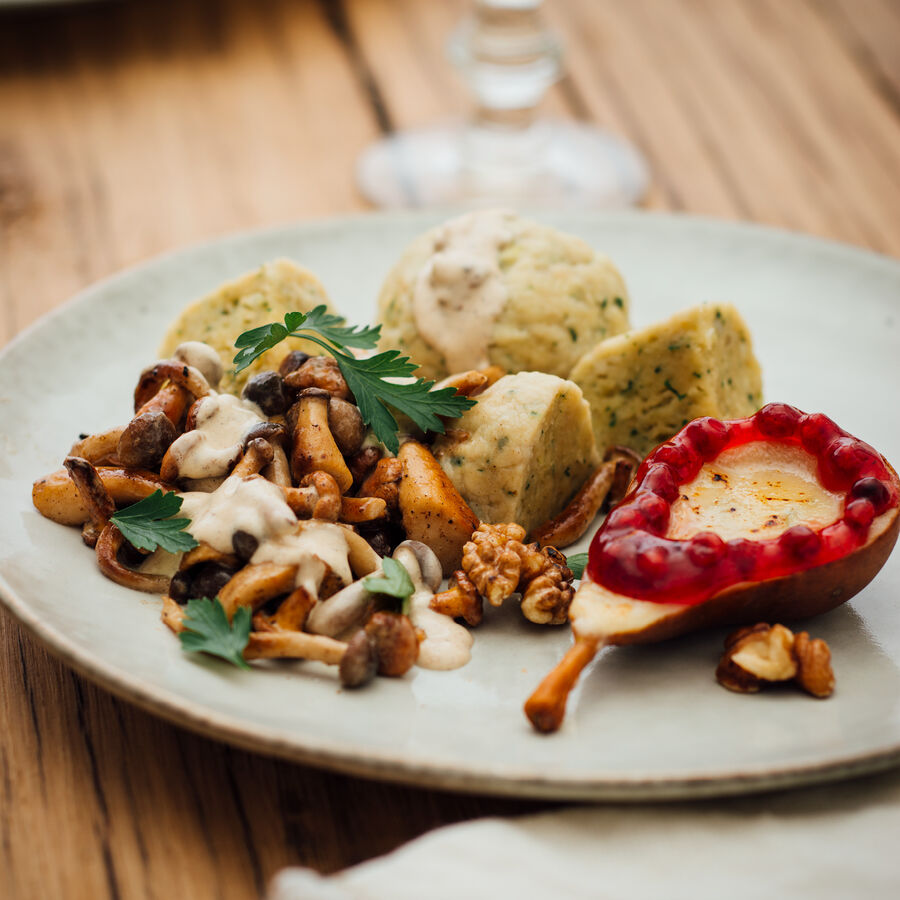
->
xmin=566 ymin=553 xmax=588 ymax=580
xmin=179 ymin=597 xmax=252 ymax=669
xmin=233 ymin=308 xmax=475 ymax=453
xmin=109 ymin=490 xmax=198 ymax=553
xmin=663 ymin=379 xmax=687 ymax=401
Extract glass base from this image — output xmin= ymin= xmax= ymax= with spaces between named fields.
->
xmin=356 ymin=119 xmax=649 ymax=209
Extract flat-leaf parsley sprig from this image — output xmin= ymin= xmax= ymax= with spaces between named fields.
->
xmin=232 ymin=307 xmax=476 ymax=453
xmin=178 ymin=597 xmax=252 ymax=669
xmin=109 ymin=490 xmax=199 ymax=553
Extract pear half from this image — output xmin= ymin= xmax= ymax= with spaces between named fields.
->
xmin=526 ymin=439 xmax=900 ymax=733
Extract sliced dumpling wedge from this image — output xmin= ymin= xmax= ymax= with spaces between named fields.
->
xmin=432 ymin=372 xmax=599 ymax=535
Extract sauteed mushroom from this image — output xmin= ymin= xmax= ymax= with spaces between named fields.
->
xmin=32 ymin=467 xmax=172 ymax=526
xmin=96 ymin=524 xmax=172 ymax=594
xmin=63 ymin=456 xmax=115 ymax=547
xmin=290 ymin=388 xmax=353 ymax=491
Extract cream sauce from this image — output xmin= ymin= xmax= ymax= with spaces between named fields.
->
xmin=167 ymin=393 xmax=265 ymax=479
xmin=174 ymin=341 xmax=224 ymax=389
xmin=393 ymin=545 xmax=472 ymax=670
xmin=408 ymin=589 xmax=473 ymax=670
xmin=252 ymin=522 xmax=353 ymax=593
xmin=180 ymin=474 xmax=296 ymax=554
xmin=412 ymin=209 xmax=516 ymax=373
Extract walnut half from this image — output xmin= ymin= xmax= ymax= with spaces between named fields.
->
xmin=458 ymin=523 xmax=574 ymax=625
xmin=716 ymin=623 xmax=835 ymax=698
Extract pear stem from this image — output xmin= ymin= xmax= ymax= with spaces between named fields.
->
xmin=524 ymin=636 xmax=602 ymax=733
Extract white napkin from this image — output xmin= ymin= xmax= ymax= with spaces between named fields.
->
xmin=269 ymin=768 xmax=900 ymax=900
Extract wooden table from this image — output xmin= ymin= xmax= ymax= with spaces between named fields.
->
xmin=2 ymin=0 xmax=898 ymax=896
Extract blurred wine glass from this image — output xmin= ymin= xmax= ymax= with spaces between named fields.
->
xmin=356 ymin=0 xmax=648 ymax=209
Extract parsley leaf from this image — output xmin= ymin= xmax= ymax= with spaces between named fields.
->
xmin=179 ymin=597 xmax=252 ymax=669
xmin=233 ymin=320 xmax=293 ymax=371
xmin=233 ymin=306 xmax=380 ymax=372
xmin=110 ymin=490 xmax=198 ymax=553
xmin=298 ymin=307 xmax=381 ymax=350
xmin=335 ymin=351 xmax=474 ymax=453
xmin=364 ymin=557 xmax=415 ymax=615
xmin=566 ymin=552 xmax=588 ymax=580
xmin=232 ymin=310 xmax=476 ymax=453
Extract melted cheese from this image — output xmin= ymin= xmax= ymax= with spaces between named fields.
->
xmin=668 ymin=441 xmax=843 ymax=542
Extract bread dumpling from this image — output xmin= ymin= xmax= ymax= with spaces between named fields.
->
xmin=432 ymin=372 xmax=599 ymax=535
xmin=570 ymin=303 xmax=763 ymax=457
xmin=376 ymin=210 xmax=630 ymax=381
xmin=159 ymin=260 xmax=338 ymax=394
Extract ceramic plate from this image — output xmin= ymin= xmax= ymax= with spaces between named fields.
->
xmin=1 ymin=211 xmax=898 ymax=800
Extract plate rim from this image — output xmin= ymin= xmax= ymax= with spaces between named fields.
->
xmin=2 ymin=209 xmax=899 ymax=801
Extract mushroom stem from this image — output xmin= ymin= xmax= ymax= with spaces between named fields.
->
xmin=531 ymin=462 xmax=617 ymax=549
xmin=282 ymin=471 xmax=342 ymax=521
xmin=33 ymin=467 xmax=174 ymax=526
xmin=290 ymin=388 xmax=353 ymax=491
xmin=133 ymin=359 xmax=210 ymax=411
xmin=161 ymin=595 xmax=186 ymax=633
xmin=305 ymin=580 xmax=372 ymax=638
xmin=334 ymin=525 xmax=382 ymax=577
xmin=138 ymin=380 xmax=190 ymax=422
xmin=264 ymin=443 xmax=293 ymax=487
xmin=358 ymin=458 xmax=402 ymax=514
xmin=95 ymin=524 xmax=173 ymax=593
xmin=231 ymin=437 xmax=275 ymax=478
xmin=218 ymin=562 xmax=297 ymax=621
xmin=272 ymin=586 xmax=316 ymax=631
xmin=340 ymin=496 xmax=388 ymax=524
xmin=524 ymin=636 xmax=602 ymax=734
xmin=69 ymin=427 xmax=125 ymax=466
xmin=64 ymin=456 xmax=116 ymax=546
xmin=244 ymin=631 xmax=346 ymax=665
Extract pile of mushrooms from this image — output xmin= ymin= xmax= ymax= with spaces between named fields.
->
xmin=31 ymin=342 xmax=491 ymax=685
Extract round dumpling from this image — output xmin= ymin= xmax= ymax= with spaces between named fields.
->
xmin=159 ymin=259 xmax=338 ymax=394
xmin=431 ymin=372 xmax=599 ymax=535
xmin=376 ymin=210 xmax=631 ymax=381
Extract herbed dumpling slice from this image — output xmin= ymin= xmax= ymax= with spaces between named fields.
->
xmin=158 ymin=259 xmax=338 ymax=394
xmin=570 ymin=303 xmax=763 ymax=458
xmin=431 ymin=372 xmax=599 ymax=535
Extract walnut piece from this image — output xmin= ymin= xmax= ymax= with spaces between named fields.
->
xmin=460 ymin=523 xmax=574 ymax=625
xmin=463 ymin=523 xmax=525 ymax=607
xmin=793 ymin=631 xmax=836 ymax=698
xmin=716 ymin=623 xmax=835 ymax=698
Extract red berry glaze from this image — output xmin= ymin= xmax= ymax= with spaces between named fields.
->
xmin=586 ymin=403 xmax=899 ymax=606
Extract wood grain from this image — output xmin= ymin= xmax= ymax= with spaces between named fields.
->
xmin=1 ymin=1 xmax=899 ymax=897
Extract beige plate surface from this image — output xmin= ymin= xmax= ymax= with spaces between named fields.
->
xmin=1 ymin=211 xmax=899 ymax=800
